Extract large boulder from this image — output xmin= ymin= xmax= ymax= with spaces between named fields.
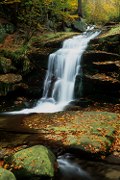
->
xmin=0 ymin=74 xmax=24 ymax=96
xmin=4 ymin=145 xmax=56 ymax=179
xmin=0 ymin=167 xmax=16 ymax=180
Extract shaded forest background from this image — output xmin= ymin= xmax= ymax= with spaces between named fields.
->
xmin=0 ymin=0 xmax=120 ymax=31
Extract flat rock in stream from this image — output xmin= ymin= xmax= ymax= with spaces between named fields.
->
xmin=0 ymin=111 xmax=119 ymax=160
xmin=17 ymin=111 xmax=120 ymax=156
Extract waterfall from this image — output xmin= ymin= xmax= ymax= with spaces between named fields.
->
xmin=6 ymin=30 xmax=100 ymax=114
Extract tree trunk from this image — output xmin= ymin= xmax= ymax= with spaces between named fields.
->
xmin=78 ymin=0 xmax=83 ymax=17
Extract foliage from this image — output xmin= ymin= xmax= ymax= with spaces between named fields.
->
xmin=0 ymin=0 xmax=119 ymax=43
xmin=100 ymin=25 xmax=120 ymax=38
xmin=31 ymin=32 xmax=79 ymax=47
xmin=0 ymin=0 xmax=78 ymax=29
xmin=82 ymin=0 xmax=120 ymax=24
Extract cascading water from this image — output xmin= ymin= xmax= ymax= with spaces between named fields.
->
xmin=6 ymin=30 xmax=100 ymax=114
xmin=57 ymin=154 xmax=92 ymax=180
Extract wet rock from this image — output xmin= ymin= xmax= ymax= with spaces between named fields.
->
xmin=75 ymin=25 xmax=120 ymax=103
xmin=69 ymin=99 xmax=92 ymax=108
xmin=105 ymin=170 xmax=120 ymax=180
xmin=81 ymin=74 xmax=120 ymax=103
xmin=78 ymin=158 xmax=120 ymax=180
xmin=81 ymin=51 xmax=120 ymax=65
xmin=105 ymin=154 xmax=120 ymax=165
xmin=75 ymin=50 xmax=120 ymax=102
xmin=89 ymin=34 xmax=120 ymax=54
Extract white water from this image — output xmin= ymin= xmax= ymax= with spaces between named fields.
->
xmin=6 ymin=30 xmax=100 ymax=114
xmin=57 ymin=154 xmax=91 ymax=180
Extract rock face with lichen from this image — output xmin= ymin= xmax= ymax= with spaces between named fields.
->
xmin=74 ymin=24 xmax=120 ymax=103
xmin=4 ymin=145 xmax=56 ymax=179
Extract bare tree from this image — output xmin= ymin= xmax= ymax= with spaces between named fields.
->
xmin=78 ymin=0 xmax=83 ymax=17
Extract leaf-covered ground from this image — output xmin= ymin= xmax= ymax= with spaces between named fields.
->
xmin=0 ymin=110 xmax=119 ymax=160
xmin=21 ymin=111 xmax=120 ymax=155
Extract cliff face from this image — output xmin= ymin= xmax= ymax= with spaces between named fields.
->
xmin=75 ymin=24 xmax=120 ymax=103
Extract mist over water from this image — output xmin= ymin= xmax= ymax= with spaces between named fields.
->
xmin=5 ymin=30 xmax=100 ymax=114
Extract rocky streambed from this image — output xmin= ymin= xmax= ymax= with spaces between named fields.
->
xmin=0 ymin=110 xmax=120 ymax=179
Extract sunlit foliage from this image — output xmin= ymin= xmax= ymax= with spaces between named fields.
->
xmin=0 ymin=0 xmax=119 ymax=29
xmin=83 ymin=0 xmax=120 ymax=24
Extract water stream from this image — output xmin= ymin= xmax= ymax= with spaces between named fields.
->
xmin=57 ymin=154 xmax=92 ymax=180
xmin=6 ymin=30 xmax=100 ymax=114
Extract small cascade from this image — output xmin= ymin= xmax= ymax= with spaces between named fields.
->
xmin=57 ymin=154 xmax=92 ymax=180
xmin=6 ymin=30 xmax=100 ymax=114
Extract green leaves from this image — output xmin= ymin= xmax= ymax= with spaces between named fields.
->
xmin=82 ymin=0 xmax=120 ymax=24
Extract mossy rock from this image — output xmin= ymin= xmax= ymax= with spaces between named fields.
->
xmin=0 ymin=74 xmax=22 ymax=84
xmin=4 ymin=145 xmax=56 ymax=179
xmin=0 ymin=74 xmax=22 ymax=96
xmin=0 ymin=167 xmax=16 ymax=180
xmin=88 ymin=25 xmax=120 ymax=54
xmin=73 ymin=20 xmax=87 ymax=32
xmin=0 ymin=56 xmax=15 ymax=73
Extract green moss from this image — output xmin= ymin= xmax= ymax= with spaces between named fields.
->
xmin=100 ymin=25 xmax=120 ymax=38
xmin=0 ymin=168 xmax=16 ymax=180
xmin=67 ymin=135 xmax=78 ymax=145
xmin=0 ymin=45 xmax=30 ymax=73
xmin=31 ymin=32 xmax=79 ymax=47
xmin=22 ymin=57 xmax=30 ymax=73
xmin=0 ymin=56 xmax=16 ymax=73
xmin=79 ymin=135 xmax=112 ymax=151
xmin=5 ymin=145 xmax=56 ymax=178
